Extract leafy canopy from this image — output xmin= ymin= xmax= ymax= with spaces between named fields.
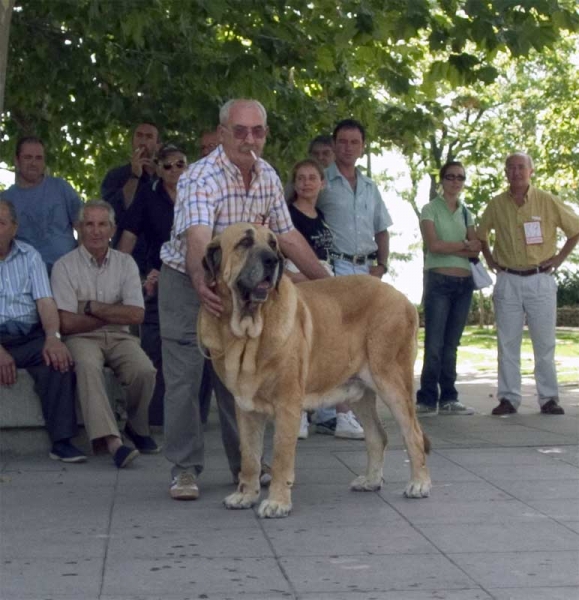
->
xmin=2 ymin=0 xmax=578 ymax=197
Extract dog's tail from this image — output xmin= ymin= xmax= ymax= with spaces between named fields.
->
xmin=423 ymin=432 xmax=431 ymax=455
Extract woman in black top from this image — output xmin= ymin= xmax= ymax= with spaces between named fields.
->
xmin=286 ymin=158 xmax=363 ymax=440
xmin=117 ymin=144 xmax=187 ymax=425
xmin=285 ymin=158 xmax=333 ymax=282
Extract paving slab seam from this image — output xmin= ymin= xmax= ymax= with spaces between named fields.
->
xmin=255 ymin=509 xmax=299 ymax=599
xmin=367 ymin=483 xmax=491 ymax=597
xmin=97 ymin=469 xmax=122 ymax=599
xmin=473 ymin=478 xmax=579 ymax=538
xmin=428 ymin=446 xmax=579 ymax=534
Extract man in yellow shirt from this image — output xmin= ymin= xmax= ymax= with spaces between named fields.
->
xmin=478 ymin=153 xmax=579 ymax=415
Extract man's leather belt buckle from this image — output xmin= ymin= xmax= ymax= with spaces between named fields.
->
xmin=500 ymin=266 xmax=548 ymax=276
xmin=331 ymin=252 xmax=375 ymax=265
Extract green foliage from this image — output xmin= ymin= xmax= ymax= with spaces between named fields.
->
xmin=555 ymin=268 xmax=579 ymax=307
xmin=387 ymin=32 xmax=579 ymax=225
xmin=2 ymin=0 xmax=578 ymax=199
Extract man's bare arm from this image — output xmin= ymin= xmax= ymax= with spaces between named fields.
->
xmin=36 ymin=298 xmax=74 ymax=371
xmin=369 ymin=229 xmax=390 ymax=278
xmin=117 ymin=230 xmax=138 ymax=255
xmin=278 ymin=229 xmax=331 ymax=280
xmin=59 ymin=303 xmax=144 ymax=335
xmin=541 ymin=232 xmax=579 ymax=272
xmin=185 ymin=225 xmax=223 ymax=316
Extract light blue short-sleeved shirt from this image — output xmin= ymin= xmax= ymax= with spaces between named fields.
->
xmin=316 ymin=162 xmax=392 ymax=256
xmin=420 ymin=195 xmax=474 ymax=271
xmin=0 ymin=240 xmax=51 ymax=331
xmin=2 ymin=176 xmax=82 ymax=268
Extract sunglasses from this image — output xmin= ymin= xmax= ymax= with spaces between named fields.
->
xmin=443 ymin=174 xmax=466 ymax=182
xmin=225 ymin=125 xmax=267 ymax=140
xmin=162 ymin=160 xmax=186 ymax=170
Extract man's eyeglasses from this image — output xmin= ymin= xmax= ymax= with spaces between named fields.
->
xmin=162 ymin=160 xmax=187 ymax=170
xmin=225 ymin=125 xmax=267 ymax=140
xmin=443 ymin=174 xmax=466 ymax=182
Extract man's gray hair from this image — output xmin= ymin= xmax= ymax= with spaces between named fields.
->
xmin=219 ymin=99 xmax=267 ymax=126
xmin=506 ymin=152 xmax=535 ymax=170
xmin=0 ymin=199 xmax=18 ymax=224
xmin=78 ymin=199 xmax=116 ymax=226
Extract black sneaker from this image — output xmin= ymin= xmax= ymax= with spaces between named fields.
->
xmin=113 ymin=445 xmax=139 ymax=468
xmin=124 ymin=423 xmax=161 ymax=454
xmin=315 ymin=417 xmax=337 ymax=435
xmin=49 ymin=441 xmax=87 ymax=463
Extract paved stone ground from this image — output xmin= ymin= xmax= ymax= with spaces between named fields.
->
xmin=1 ymin=376 xmax=578 ymax=600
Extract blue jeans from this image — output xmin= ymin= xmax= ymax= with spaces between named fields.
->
xmin=417 ymin=271 xmax=474 ymax=408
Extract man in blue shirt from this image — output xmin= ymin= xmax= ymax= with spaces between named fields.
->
xmin=2 ymin=137 xmax=82 ymax=273
xmin=314 ymin=119 xmax=393 ymax=438
xmin=0 ymin=199 xmax=85 ymax=462
xmin=317 ymin=119 xmax=392 ymax=278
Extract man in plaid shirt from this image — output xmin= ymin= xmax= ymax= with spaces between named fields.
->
xmin=159 ymin=98 xmax=329 ymax=501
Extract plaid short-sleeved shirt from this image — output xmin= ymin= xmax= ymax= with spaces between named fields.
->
xmin=160 ymin=146 xmax=294 ymax=273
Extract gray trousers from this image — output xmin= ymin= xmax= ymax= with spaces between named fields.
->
xmin=158 ymin=264 xmax=240 ymax=479
xmin=494 ymin=271 xmax=559 ymax=407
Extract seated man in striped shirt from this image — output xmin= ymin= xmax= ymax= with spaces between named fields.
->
xmin=0 ymin=199 xmax=85 ymax=463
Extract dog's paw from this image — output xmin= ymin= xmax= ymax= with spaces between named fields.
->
xmin=257 ymin=499 xmax=292 ymax=518
xmin=223 ymin=491 xmax=259 ymax=510
xmin=350 ymin=475 xmax=383 ymax=491
xmin=404 ymin=478 xmax=432 ymax=498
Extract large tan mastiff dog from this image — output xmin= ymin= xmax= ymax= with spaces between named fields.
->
xmin=198 ymin=223 xmax=431 ymax=518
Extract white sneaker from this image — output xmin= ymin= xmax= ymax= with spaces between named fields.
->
xmin=415 ymin=403 xmax=438 ymax=416
xmin=335 ymin=411 xmax=365 ymax=440
xmin=298 ymin=411 xmax=309 ymax=439
xmin=170 ymin=472 xmax=199 ymax=500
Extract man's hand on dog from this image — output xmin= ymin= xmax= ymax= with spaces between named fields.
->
xmin=194 ymin=274 xmax=223 ymax=317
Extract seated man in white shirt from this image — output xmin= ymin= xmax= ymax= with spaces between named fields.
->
xmin=51 ymin=200 xmax=157 ymax=468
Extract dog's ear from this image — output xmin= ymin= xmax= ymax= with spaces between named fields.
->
xmin=202 ymin=238 xmax=222 ymax=282
xmin=274 ymin=248 xmax=284 ymax=290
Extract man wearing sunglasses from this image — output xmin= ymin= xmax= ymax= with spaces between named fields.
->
xmin=158 ymin=98 xmax=330 ymax=501
xmin=117 ymin=144 xmax=188 ymax=426
xmin=101 ymin=122 xmax=161 ymax=275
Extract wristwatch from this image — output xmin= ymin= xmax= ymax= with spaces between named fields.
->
xmin=48 ymin=332 xmax=62 ymax=340
xmin=84 ymin=300 xmax=92 ymax=316
xmin=378 ymin=261 xmax=388 ymax=273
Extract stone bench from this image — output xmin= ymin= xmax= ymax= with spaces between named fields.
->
xmin=0 ymin=368 xmax=126 ymax=456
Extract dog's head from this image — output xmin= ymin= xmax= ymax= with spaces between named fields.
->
xmin=202 ymin=223 xmax=285 ymax=335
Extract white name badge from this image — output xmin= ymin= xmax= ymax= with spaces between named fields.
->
xmin=524 ymin=221 xmax=543 ymax=245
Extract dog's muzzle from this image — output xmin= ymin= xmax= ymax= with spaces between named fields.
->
xmin=236 ymin=248 xmax=281 ymax=303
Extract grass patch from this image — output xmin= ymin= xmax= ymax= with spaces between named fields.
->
xmin=417 ymin=326 xmax=579 ymax=385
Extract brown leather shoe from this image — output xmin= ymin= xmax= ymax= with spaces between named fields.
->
xmin=492 ymin=399 xmax=517 ymax=415
xmin=540 ymin=399 xmax=565 ymax=415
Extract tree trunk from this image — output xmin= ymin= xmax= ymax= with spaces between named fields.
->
xmin=0 ymin=0 xmax=15 ymax=116
xmin=477 ymin=290 xmax=486 ymax=327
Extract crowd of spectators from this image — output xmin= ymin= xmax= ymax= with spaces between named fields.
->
xmin=1 ymin=98 xmax=578 ymax=497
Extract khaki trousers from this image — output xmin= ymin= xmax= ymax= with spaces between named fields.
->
xmin=65 ymin=330 xmax=156 ymax=441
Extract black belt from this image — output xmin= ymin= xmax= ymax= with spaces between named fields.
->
xmin=499 ymin=266 xmax=549 ymax=277
xmin=330 ymin=251 xmax=377 ymax=266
